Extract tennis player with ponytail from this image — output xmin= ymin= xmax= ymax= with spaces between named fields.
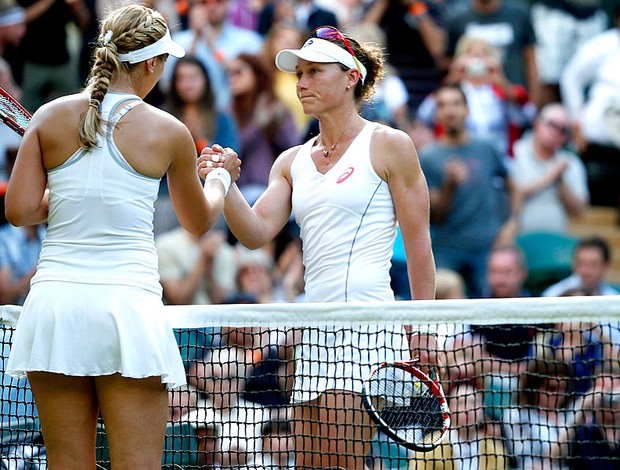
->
xmin=199 ymin=26 xmax=440 ymax=469
xmin=4 ymin=5 xmax=239 ymax=468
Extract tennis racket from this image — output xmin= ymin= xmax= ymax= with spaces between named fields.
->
xmin=362 ymin=360 xmax=450 ymax=452
xmin=0 ymin=86 xmax=31 ymax=136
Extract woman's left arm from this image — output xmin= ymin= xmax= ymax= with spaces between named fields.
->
xmin=372 ymin=126 xmax=441 ymax=370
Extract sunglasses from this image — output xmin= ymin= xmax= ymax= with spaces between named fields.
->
xmin=544 ymin=119 xmax=570 ymax=136
xmin=309 ymin=25 xmax=364 ymax=78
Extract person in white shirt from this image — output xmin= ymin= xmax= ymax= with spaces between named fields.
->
xmin=510 ymin=103 xmax=589 ymax=235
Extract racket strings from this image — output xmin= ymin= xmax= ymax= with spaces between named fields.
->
xmin=367 ymin=367 xmax=444 ymax=445
xmin=0 ymin=94 xmax=30 ymax=130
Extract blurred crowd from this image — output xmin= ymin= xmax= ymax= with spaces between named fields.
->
xmin=1 ymin=0 xmax=620 ymax=468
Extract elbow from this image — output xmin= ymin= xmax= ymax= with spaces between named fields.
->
xmin=5 ymin=210 xmax=26 ymax=227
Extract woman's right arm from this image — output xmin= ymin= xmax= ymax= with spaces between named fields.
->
xmin=199 ymin=145 xmax=297 ymax=249
xmin=5 ymin=112 xmax=49 ymax=226
xmin=167 ymin=121 xmax=240 ymax=237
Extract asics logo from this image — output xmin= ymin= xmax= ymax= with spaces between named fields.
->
xmin=337 ymin=167 xmax=354 ymax=184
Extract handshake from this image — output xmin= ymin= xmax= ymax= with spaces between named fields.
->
xmin=197 ymin=144 xmax=242 ymax=196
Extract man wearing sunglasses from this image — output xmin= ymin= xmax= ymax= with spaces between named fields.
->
xmin=510 ymin=103 xmax=589 ymax=236
xmin=199 ymin=25 xmax=440 ymax=470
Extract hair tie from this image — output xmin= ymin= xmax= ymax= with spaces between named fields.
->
xmin=89 ymin=100 xmax=99 ymax=110
xmin=103 ymin=30 xmax=113 ymax=45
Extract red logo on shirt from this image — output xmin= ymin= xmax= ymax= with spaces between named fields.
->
xmin=337 ymin=167 xmax=355 ymax=184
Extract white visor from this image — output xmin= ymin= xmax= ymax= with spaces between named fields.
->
xmin=118 ymin=29 xmax=185 ymax=64
xmin=275 ymin=37 xmax=367 ymax=83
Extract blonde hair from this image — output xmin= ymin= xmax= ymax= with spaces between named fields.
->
xmin=79 ymin=4 xmax=168 ymax=150
xmin=435 ymin=268 xmax=466 ymax=299
xmin=454 ymin=35 xmax=501 ymax=63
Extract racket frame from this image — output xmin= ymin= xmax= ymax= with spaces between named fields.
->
xmin=362 ymin=360 xmax=451 ymax=452
xmin=0 ymin=86 xmax=31 ymax=137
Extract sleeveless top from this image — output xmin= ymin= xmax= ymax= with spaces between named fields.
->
xmin=290 ymin=121 xmax=396 ymax=302
xmin=32 ymin=92 xmax=162 ymax=295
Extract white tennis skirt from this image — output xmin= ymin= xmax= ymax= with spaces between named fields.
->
xmin=292 ymin=325 xmax=410 ymax=403
xmin=6 ymin=281 xmax=186 ymax=389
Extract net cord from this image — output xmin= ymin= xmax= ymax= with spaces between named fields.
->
xmin=1 ymin=295 xmax=619 ymax=328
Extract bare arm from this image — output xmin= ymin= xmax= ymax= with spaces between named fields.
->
xmin=198 ymin=145 xmax=297 ymax=250
xmin=167 ymin=125 xmax=240 ymax=237
xmin=5 ymin=111 xmax=49 ymax=226
xmin=372 ymin=126 xmax=441 ymax=370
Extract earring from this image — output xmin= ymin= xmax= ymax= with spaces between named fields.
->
xmin=346 ymin=85 xmax=351 ymax=90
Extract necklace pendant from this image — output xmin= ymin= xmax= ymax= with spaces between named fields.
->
xmin=323 ymin=149 xmax=331 ymax=158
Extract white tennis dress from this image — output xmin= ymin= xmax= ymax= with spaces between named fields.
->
xmin=290 ymin=121 xmax=410 ymax=403
xmin=7 ymin=92 xmax=186 ymax=389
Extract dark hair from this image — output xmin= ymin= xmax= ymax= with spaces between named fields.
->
xmin=434 ymin=83 xmax=468 ymax=106
xmin=231 ymin=53 xmax=276 ymax=128
xmin=326 ymin=32 xmax=384 ymax=105
xmin=576 ymin=236 xmax=611 ymax=264
xmin=167 ymin=56 xmax=216 ymax=142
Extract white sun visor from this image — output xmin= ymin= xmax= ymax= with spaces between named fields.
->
xmin=275 ymin=37 xmax=366 ymax=83
xmin=118 ymin=29 xmax=185 ymax=64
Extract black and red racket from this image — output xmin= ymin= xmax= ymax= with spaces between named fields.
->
xmin=0 ymin=86 xmax=31 ymax=136
xmin=362 ymin=359 xmax=450 ymax=452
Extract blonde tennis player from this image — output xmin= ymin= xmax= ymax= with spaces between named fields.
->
xmin=4 ymin=5 xmax=239 ymax=469
xmin=199 ymin=26 xmax=439 ymax=470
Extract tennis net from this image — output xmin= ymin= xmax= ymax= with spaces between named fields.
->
xmin=1 ymin=296 xmax=619 ymax=469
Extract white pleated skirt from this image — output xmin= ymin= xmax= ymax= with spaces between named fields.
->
xmin=7 ymin=281 xmax=186 ymax=389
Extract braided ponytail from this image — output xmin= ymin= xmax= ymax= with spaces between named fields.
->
xmin=78 ymin=5 xmax=168 ymax=150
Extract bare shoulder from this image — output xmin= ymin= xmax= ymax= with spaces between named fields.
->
xmin=371 ymin=122 xmax=416 ymax=155
xmin=117 ymin=103 xmax=193 ymax=152
xmin=271 ymin=144 xmax=303 ymax=179
xmin=30 ymin=93 xmax=88 ymax=127
xmin=370 ymin=123 xmax=418 ymax=178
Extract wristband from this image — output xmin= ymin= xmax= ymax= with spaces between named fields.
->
xmin=205 ymin=168 xmax=231 ymax=196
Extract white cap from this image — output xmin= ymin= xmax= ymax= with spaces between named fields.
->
xmin=275 ymin=37 xmax=366 ymax=83
xmin=118 ymin=29 xmax=185 ymax=64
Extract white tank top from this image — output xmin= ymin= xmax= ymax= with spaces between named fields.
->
xmin=32 ymin=92 xmax=162 ymax=295
xmin=291 ymin=121 xmax=396 ymax=302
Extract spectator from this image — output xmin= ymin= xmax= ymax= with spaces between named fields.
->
xmin=16 ymin=0 xmax=89 ymax=112
xmin=553 ymin=362 xmax=620 ymax=469
xmin=542 ymin=236 xmax=619 ymax=297
xmin=531 ymin=0 xmax=608 ymax=107
xmin=261 ymin=22 xmax=310 ymax=136
xmin=534 ymin=315 xmax=604 ymax=398
xmin=444 ymin=0 xmax=540 ymax=108
xmin=559 ymin=4 xmax=620 ymax=208
xmin=416 ymin=34 xmax=531 ymax=158
xmin=163 ymin=0 xmax=264 ymax=111
xmin=257 ymin=0 xmax=339 ymax=36
xmin=451 ymin=245 xmax=536 ymax=419
xmin=0 ymin=0 xmax=25 ymax=179
xmin=0 ymin=0 xmax=24 ymax=96
xmin=419 ymin=84 xmax=518 ymax=298
xmin=411 ymin=382 xmax=509 ymax=469
xmin=233 ymin=246 xmax=287 ymax=304
xmin=258 ymin=410 xmax=296 ymax=469
xmin=346 ymin=22 xmax=412 ymax=131
xmin=228 ymin=53 xmax=300 ymax=204
xmin=166 ymin=55 xmax=239 ymax=155
xmin=0 ymin=224 xmax=45 ymax=305
xmin=155 ymin=55 xmax=240 ymax=234
xmin=363 ymin=0 xmax=447 ymax=115
xmin=510 ymin=103 xmax=589 ymax=235
xmin=156 ymin=228 xmax=237 ymax=306
xmin=501 ymin=358 xmax=577 ymax=469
